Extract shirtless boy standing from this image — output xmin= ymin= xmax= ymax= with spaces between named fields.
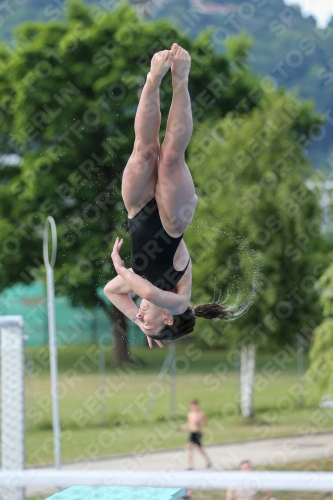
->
xmin=178 ymin=399 xmax=212 ymax=470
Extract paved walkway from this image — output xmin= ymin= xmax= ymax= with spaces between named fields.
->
xmin=64 ymin=431 xmax=333 ymax=471
xmin=27 ymin=432 xmax=333 ymax=497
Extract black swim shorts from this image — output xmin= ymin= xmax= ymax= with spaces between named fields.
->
xmin=188 ymin=432 xmax=202 ymax=446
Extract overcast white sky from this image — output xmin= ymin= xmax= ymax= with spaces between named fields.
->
xmin=284 ymin=0 xmax=333 ymax=27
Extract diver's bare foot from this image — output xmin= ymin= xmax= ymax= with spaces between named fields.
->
xmin=147 ymin=50 xmax=174 ymax=88
xmin=171 ymin=43 xmax=191 ymax=87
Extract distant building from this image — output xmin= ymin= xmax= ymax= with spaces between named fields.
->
xmin=189 ymin=0 xmax=236 ymax=15
xmin=131 ymin=0 xmax=236 ymax=18
xmin=0 ymin=154 xmax=22 ymax=168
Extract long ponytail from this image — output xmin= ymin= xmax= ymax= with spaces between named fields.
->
xmin=193 ymin=302 xmax=229 ymax=320
xmin=149 ymin=302 xmax=230 ymax=342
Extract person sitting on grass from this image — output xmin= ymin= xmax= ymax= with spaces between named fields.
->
xmin=226 ymin=460 xmax=271 ymax=500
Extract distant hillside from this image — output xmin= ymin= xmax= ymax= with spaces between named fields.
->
xmin=153 ymin=0 xmax=333 ymax=174
xmin=1 ymin=0 xmax=333 ymax=173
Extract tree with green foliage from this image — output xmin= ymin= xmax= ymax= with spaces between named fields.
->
xmin=2 ymin=0 xmax=333 ymax=171
xmin=0 ymin=0 xmax=262 ymax=363
xmin=186 ymin=90 xmax=329 ymax=416
xmin=308 ymin=258 xmax=333 ymax=391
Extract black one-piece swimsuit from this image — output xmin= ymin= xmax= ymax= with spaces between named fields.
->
xmin=127 ymin=198 xmax=190 ymax=291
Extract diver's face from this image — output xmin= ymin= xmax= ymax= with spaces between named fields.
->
xmin=136 ymin=299 xmax=168 ymax=335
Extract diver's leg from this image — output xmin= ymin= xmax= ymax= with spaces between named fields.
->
xmin=122 ymin=50 xmax=174 ymax=217
xmin=155 ymin=43 xmax=197 ymax=236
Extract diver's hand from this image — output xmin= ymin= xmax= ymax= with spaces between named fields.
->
xmin=146 ymin=336 xmax=164 ymax=349
xmin=111 ymin=237 xmax=125 ymax=272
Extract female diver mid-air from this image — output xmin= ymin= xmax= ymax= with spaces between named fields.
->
xmin=104 ymin=43 xmax=229 ymax=347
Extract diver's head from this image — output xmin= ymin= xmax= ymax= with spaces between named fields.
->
xmin=136 ymin=299 xmax=173 ymax=338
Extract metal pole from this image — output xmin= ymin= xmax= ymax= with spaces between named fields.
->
xmin=0 ymin=315 xmax=25 ymax=500
xmin=99 ymin=347 xmax=106 ymax=425
xmin=142 ymin=350 xmax=173 ymax=421
xmin=297 ymin=335 xmax=304 ymax=407
xmin=27 ymin=351 xmax=34 ymax=431
xmin=43 ymin=216 xmax=61 ymax=469
xmin=169 ymin=342 xmax=176 ymax=419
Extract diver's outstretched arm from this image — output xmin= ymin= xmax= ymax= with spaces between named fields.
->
xmin=103 ymin=288 xmax=138 ymax=322
xmin=104 ymin=274 xmax=133 ymax=295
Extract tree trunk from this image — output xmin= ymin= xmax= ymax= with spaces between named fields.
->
xmin=109 ymin=307 xmax=131 ymax=366
xmin=240 ymin=344 xmax=256 ymax=418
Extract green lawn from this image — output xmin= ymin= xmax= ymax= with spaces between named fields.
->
xmin=23 ymin=344 xmax=333 ymax=468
